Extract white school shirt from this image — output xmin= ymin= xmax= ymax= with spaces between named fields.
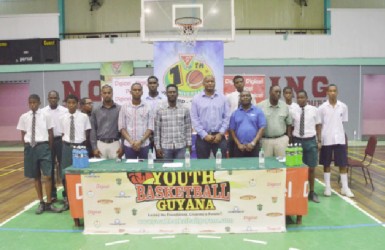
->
xmin=291 ymin=104 xmax=321 ymax=138
xmin=42 ymin=105 xmax=68 ymax=137
xmin=288 ymin=102 xmax=300 ymax=119
xmin=226 ymin=91 xmax=257 ymax=114
xmin=16 ymin=109 xmax=54 ymax=143
xmin=58 ymin=110 xmax=91 ymax=143
xmin=318 ymin=100 xmax=348 ymax=146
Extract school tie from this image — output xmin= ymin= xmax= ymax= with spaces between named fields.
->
xmin=70 ymin=115 xmax=75 ymax=143
xmin=299 ymin=107 xmax=305 ymax=137
xmin=31 ymin=112 xmax=36 ymax=147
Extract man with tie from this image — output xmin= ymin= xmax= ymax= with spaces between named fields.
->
xmin=291 ymin=90 xmax=322 ymax=203
xmin=59 ymin=94 xmax=91 ymax=210
xmin=17 ymin=94 xmax=62 ymax=214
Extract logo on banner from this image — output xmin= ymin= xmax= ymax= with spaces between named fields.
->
xmin=164 ymin=54 xmax=214 ymax=97
xmin=128 ymin=171 xmax=230 ymax=211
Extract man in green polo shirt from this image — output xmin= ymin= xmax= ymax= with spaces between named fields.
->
xmin=257 ymin=85 xmax=292 ymax=157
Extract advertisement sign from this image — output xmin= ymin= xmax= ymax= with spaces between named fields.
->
xmin=111 ymin=76 xmax=148 ymax=105
xmin=224 ymin=75 xmax=266 ymax=103
xmin=81 ymin=169 xmax=286 ymax=234
xmin=100 ymin=61 xmax=134 ymax=86
xmin=154 ymin=41 xmax=224 ymax=107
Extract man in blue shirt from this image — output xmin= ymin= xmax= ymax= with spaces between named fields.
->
xmin=230 ymin=91 xmax=266 ymax=157
xmin=191 ymin=75 xmax=230 ymax=159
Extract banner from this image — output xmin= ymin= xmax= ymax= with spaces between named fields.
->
xmin=154 ymin=41 xmax=224 ymax=108
xmin=224 ymin=75 xmax=266 ymax=104
xmin=81 ymin=169 xmax=286 ymax=234
xmin=111 ymin=76 xmax=148 ymax=105
xmin=100 ymin=61 xmax=134 ymax=87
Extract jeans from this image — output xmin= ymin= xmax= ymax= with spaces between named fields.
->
xmin=195 ymin=136 xmax=227 ymax=159
xmin=162 ymin=148 xmax=186 ymax=159
xmin=124 ymin=146 xmax=149 ymax=159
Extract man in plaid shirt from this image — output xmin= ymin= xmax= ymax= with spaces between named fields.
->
xmin=154 ymin=84 xmax=192 ymax=159
xmin=119 ymin=83 xmax=153 ymax=159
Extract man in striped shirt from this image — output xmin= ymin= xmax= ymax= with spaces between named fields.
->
xmin=154 ymin=84 xmax=192 ymax=159
xmin=119 ymin=83 xmax=153 ymax=159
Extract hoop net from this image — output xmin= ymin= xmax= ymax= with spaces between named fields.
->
xmin=175 ymin=17 xmax=202 ymax=47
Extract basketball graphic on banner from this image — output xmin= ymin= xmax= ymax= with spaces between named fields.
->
xmin=163 ymin=54 xmax=214 ymax=96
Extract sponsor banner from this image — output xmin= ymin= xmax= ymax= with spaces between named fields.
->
xmin=154 ymin=41 xmax=224 ymax=108
xmin=100 ymin=61 xmax=134 ymax=86
xmin=82 ymin=169 xmax=286 ymax=234
xmin=286 ymin=167 xmax=308 ymax=216
xmin=224 ymin=75 xmax=266 ymax=103
xmin=111 ymin=76 xmax=148 ymax=105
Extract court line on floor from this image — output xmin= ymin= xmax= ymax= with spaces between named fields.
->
xmin=0 ymin=167 xmax=23 ymax=177
xmin=0 ymin=161 xmax=23 ymax=171
xmin=315 ymin=178 xmax=385 ymax=227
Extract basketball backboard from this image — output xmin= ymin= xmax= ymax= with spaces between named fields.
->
xmin=141 ymin=0 xmax=235 ymax=43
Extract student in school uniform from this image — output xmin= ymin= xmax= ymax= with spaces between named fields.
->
xmin=59 ymin=94 xmax=91 ymax=210
xmin=16 ymin=94 xmax=62 ymax=214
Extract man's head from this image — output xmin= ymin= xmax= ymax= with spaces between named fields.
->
xmin=130 ymin=82 xmax=143 ymax=100
xmin=147 ymin=76 xmax=159 ymax=93
xmin=203 ymin=75 xmax=215 ymax=93
xmin=269 ymin=85 xmax=281 ymax=102
xmin=29 ymin=94 xmax=41 ymax=112
xmin=240 ymin=91 xmax=252 ymax=107
xmin=47 ymin=90 xmax=60 ymax=108
xmin=327 ymin=84 xmax=338 ymax=101
xmin=166 ymin=84 xmax=178 ymax=103
xmin=233 ymin=75 xmax=245 ymax=93
xmin=101 ymin=85 xmax=113 ymax=103
xmin=80 ymin=97 xmax=93 ymax=114
xmin=283 ymin=86 xmax=294 ymax=104
xmin=65 ymin=94 xmax=79 ymax=114
xmin=297 ymin=90 xmax=308 ymax=107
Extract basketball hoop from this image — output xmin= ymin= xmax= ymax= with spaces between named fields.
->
xmin=175 ymin=17 xmax=202 ymax=47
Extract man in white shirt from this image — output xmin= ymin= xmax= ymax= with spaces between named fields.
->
xmin=318 ymin=84 xmax=354 ymax=198
xmin=283 ymin=86 xmax=300 ymax=118
xmin=41 ymin=90 xmax=67 ymax=201
xmin=17 ymin=94 xmax=62 ymax=214
xmin=226 ymin=75 xmax=256 ymax=157
xmin=291 ymin=90 xmax=322 ymax=203
xmin=59 ymin=94 xmax=91 ymax=210
xmin=143 ymin=76 xmax=166 ymax=154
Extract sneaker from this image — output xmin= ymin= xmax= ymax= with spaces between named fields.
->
xmin=324 ymin=187 xmax=332 ymax=197
xmin=36 ymin=201 xmax=45 ymax=215
xmin=308 ymin=191 xmax=320 ymax=203
xmin=341 ymin=188 xmax=355 ymax=198
xmin=61 ymin=197 xmax=69 ymax=211
xmin=45 ymin=203 xmax=62 ymax=213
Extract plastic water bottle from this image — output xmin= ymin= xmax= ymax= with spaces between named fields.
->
xmin=259 ymin=148 xmax=265 ymax=168
xmin=148 ymin=149 xmax=154 ymax=169
xmin=81 ymin=146 xmax=89 ymax=168
xmin=185 ymin=148 xmax=191 ymax=168
xmin=215 ymin=149 xmax=222 ymax=169
xmin=72 ymin=146 xmax=79 ymax=168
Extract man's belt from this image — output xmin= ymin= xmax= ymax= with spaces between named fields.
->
xmin=293 ymin=136 xmax=316 ymax=141
xmin=263 ymin=134 xmax=285 ymax=139
xmin=99 ymin=138 xmax=120 ymax=143
xmin=63 ymin=141 xmax=85 ymax=147
xmin=25 ymin=141 xmax=48 ymax=147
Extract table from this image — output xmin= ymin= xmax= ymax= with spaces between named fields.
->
xmin=65 ymin=158 xmax=308 ymax=233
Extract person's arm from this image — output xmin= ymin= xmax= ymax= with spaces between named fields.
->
xmin=190 ymin=97 xmax=208 ymax=139
xmin=21 ymin=131 xmax=26 ymax=145
xmin=154 ymin=110 xmax=163 ymax=158
xmin=316 ymin=124 xmax=322 ymax=150
xmin=185 ymin=108 xmax=192 ymax=147
xmin=90 ymin=110 xmax=99 ymax=153
xmin=48 ymin=128 xmax=54 ymax=150
xmin=231 ymin=129 xmax=245 ymax=152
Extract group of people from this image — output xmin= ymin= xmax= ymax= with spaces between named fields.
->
xmin=17 ymin=74 xmax=353 ymax=215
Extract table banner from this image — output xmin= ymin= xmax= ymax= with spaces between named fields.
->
xmin=82 ymin=169 xmax=286 ymax=234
